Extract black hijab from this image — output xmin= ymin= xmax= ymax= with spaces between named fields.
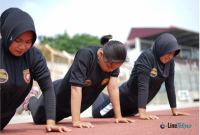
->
xmin=152 ymin=33 xmax=180 ymax=78
xmin=1 ymin=8 xmax=36 ymax=59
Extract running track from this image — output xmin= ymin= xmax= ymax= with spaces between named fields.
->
xmin=1 ymin=107 xmax=199 ymax=135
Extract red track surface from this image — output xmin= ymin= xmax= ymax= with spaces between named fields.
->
xmin=1 ymin=107 xmax=199 ymax=135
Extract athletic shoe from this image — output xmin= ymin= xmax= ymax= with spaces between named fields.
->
xmin=16 ymin=87 xmax=40 ymax=114
xmin=30 ymin=87 xmax=40 ymax=98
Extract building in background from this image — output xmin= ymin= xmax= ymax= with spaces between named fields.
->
xmin=125 ymin=26 xmax=199 ymax=64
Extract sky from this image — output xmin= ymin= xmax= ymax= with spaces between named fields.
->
xmin=0 ymin=0 xmax=199 ymax=44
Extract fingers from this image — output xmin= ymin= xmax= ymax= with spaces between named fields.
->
xmin=127 ymin=119 xmax=135 ymax=123
xmin=180 ymin=112 xmax=190 ymax=116
xmin=48 ymin=128 xmax=51 ymax=132
xmin=63 ymin=127 xmax=71 ymax=132
xmin=141 ymin=117 xmax=150 ymax=120
xmin=58 ymin=128 xmax=63 ymax=133
xmin=74 ymin=122 xmax=94 ymax=128
xmin=82 ymin=122 xmax=94 ymax=128
xmin=46 ymin=125 xmax=72 ymax=132
xmin=116 ymin=118 xmax=134 ymax=123
xmin=45 ymin=126 xmax=51 ymax=132
xmin=120 ymin=119 xmax=129 ymax=123
xmin=115 ymin=119 xmax=119 ymax=123
xmin=152 ymin=115 xmax=159 ymax=119
xmin=58 ymin=126 xmax=71 ymax=133
xmin=148 ymin=115 xmax=159 ymax=120
xmin=175 ymin=112 xmax=190 ymax=116
xmin=116 ymin=118 xmax=127 ymax=123
xmin=80 ymin=122 xmax=94 ymax=128
xmin=141 ymin=114 xmax=159 ymax=120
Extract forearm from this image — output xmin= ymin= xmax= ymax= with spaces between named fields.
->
xmin=71 ymin=86 xmax=82 ymax=123
xmin=46 ymin=119 xmax=56 ymax=125
xmin=165 ymin=75 xmax=177 ymax=108
xmin=137 ymin=74 xmax=150 ymax=109
xmin=38 ymin=77 xmax=56 ymax=120
xmin=138 ymin=108 xmax=146 ymax=116
xmin=171 ymin=107 xmax=177 ymax=113
xmin=108 ymin=87 xmax=122 ymax=118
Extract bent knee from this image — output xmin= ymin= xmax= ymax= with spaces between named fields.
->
xmin=33 ymin=116 xmax=46 ymax=124
xmin=92 ymin=111 xmax=102 ymax=118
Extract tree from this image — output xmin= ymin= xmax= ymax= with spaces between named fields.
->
xmin=38 ymin=32 xmax=100 ymax=54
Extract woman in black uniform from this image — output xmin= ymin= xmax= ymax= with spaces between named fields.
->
xmin=92 ymin=33 xmax=190 ymax=120
xmin=23 ymin=35 xmax=134 ymax=128
xmin=0 ymin=8 xmax=70 ymax=132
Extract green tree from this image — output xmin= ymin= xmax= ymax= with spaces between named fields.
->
xmin=38 ymin=32 xmax=100 ymax=54
xmin=71 ymin=33 xmax=100 ymax=52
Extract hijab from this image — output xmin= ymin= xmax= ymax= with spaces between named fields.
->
xmin=152 ymin=33 xmax=180 ymax=78
xmin=1 ymin=8 xmax=36 ymax=60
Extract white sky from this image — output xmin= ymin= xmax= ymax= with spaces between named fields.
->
xmin=0 ymin=0 xmax=199 ymax=43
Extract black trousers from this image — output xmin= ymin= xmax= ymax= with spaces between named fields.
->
xmin=92 ymin=92 xmax=139 ymax=118
xmin=28 ymin=94 xmax=97 ymax=124
xmin=0 ymin=110 xmax=15 ymax=130
xmin=28 ymin=96 xmax=48 ymax=124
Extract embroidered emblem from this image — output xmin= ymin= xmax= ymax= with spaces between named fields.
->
xmin=0 ymin=69 xmax=9 ymax=83
xmin=23 ymin=69 xmax=30 ymax=84
xmin=150 ymin=68 xmax=157 ymax=77
xmin=10 ymin=36 xmax=12 ymax=41
xmin=85 ymin=80 xmax=92 ymax=86
xmin=101 ymin=78 xmax=109 ymax=85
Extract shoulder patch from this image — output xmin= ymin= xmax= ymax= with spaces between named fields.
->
xmin=0 ymin=69 xmax=9 ymax=83
xmin=23 ymin=69 xmax=31 ymax=84
xmin=101 ymin=78 xmax=109 ymax=85
xmin=85 ymin=80 xmax=92 ymax=86
xmin=150 ymin=68 xmax=157 ymax=77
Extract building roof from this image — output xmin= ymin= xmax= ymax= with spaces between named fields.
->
xmin=126 ymin=26 xmax=199 ymax=48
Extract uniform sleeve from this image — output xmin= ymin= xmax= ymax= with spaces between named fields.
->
xmin=135 ymin=52 xmax=154 ymax=109
xmin=165 ymin=59 xmax=176 ymax=108
xmin=32 ymin=49 xmax=56 ymax=121
xmin=111 ymin=68 xmax=120 ymax=77
xmin=137 ymin=74 xmax=150 ymax=109
xmin=69 ymin=49 xmax=92 ymax=87
xmin=135 ymin=54 xmax=153 ymax=75
xmin=169 ymin=58 xmax=175 ymax=76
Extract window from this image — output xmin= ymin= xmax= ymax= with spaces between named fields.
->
xmin=129 ymin=44 xmax=135 ymax=49
xmin=141 ymin=42 xmax=152 ymax=51
xmin=192 ymin=49 xmax=199 ymax=59
xmin=181 ymin=49 xmax=191 ymax=58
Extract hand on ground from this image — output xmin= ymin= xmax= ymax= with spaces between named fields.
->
xmin=45 ymin=125 xmax=71 ymax=133
xmin=115 ymin=117 xmax=135 ymax=123
xmin=173 ymin=111 xmax=190 ymax=116
xmin=140 ymin=114 xmax=159 ymax=120
xmin=73 ymin=121 xmax=94 ymax=128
